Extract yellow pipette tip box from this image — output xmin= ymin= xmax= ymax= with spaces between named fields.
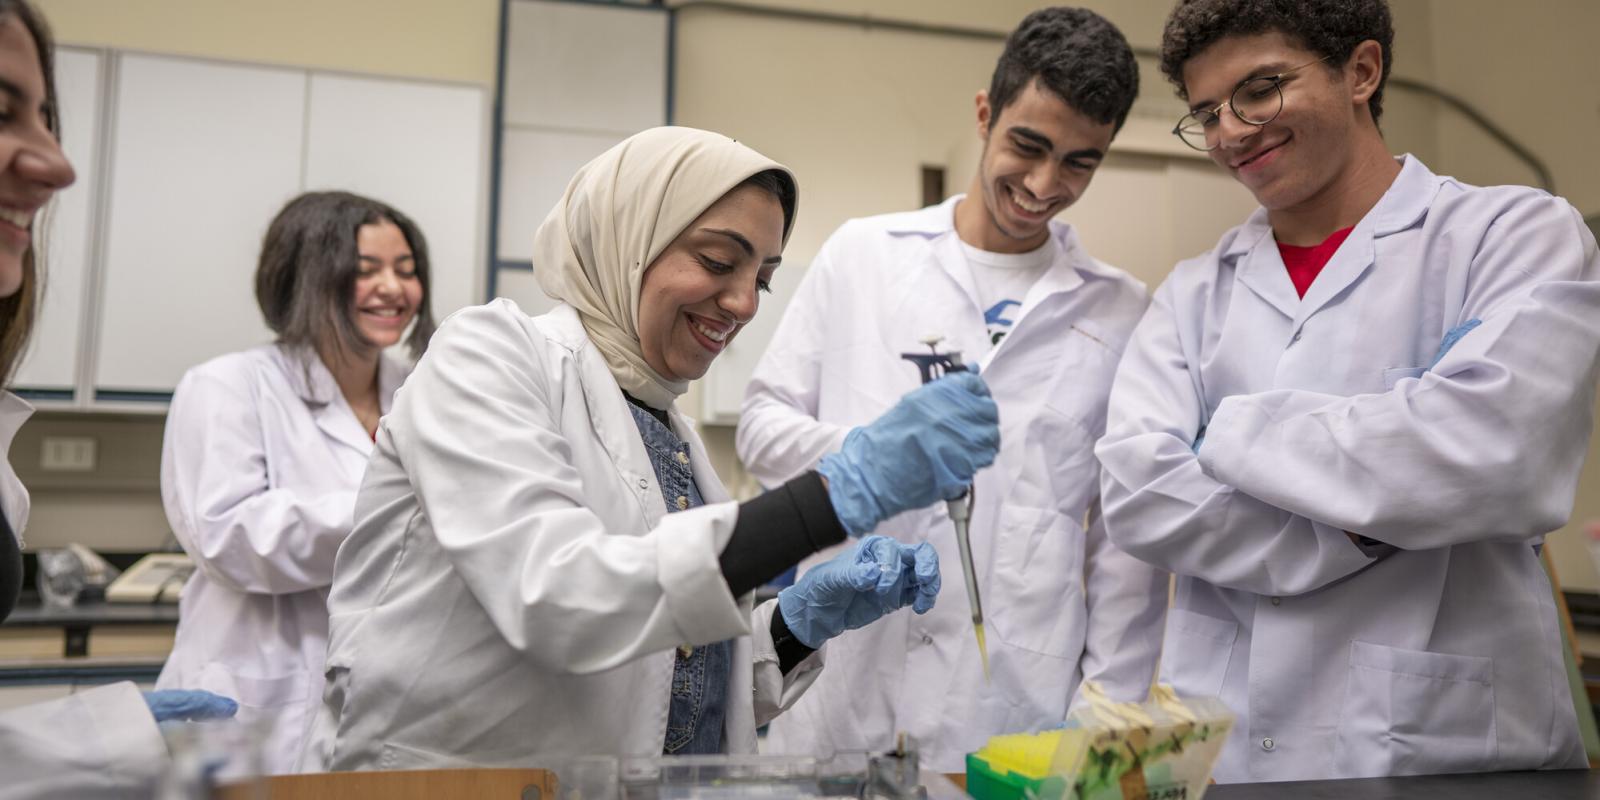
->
xmin=965 ymin=728 xmax=1087 ymax=800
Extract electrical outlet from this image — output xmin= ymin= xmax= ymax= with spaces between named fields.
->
xmin=41 ymin=436 xmax=97 ymax=472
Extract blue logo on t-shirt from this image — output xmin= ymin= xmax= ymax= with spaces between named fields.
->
xmin=985 ymin=300 xmax=1021 ymax=345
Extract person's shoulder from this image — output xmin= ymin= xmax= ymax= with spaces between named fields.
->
xmin=829 ymin=202 xmax=951 ymax=244
xmin=179 ymin=346 xmax=279 ymax=388
xmin=1166 ymin=213 xmax=1265 ymax=290
xmin=433 ymin=298 xmax=548 ymax=345
xmin=427 ymin=299 xmax=585 ymax=376
xmin=1430 ymin=174 xmax=1583 ymax=232
xmin=1074 ymin=250 xmax=1150 ymax=314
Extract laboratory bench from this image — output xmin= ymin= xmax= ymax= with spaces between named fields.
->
xmin=1206 ymin=768 xmax=1600 ymax=799
xmin=216 ymin=768 xmax=1600 ymax=800
xmin=0 ymin=598 xmax=177 ymax=660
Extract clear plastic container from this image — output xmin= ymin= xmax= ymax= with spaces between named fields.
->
xmin=156 ymin=717 xmax=271 ymax=800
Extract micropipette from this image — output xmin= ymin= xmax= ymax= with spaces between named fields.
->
xmin=901 ymin=335 xmax=989 ymax=682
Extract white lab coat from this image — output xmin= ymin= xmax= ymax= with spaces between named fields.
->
xmin=0 ymin=394 xmax=168 ymax=797
xmin=1096 ymin=156 xmax=1597 ymax=782
xmin=301 ymin=300 xmax=822 ymax=772
xmin=0 ymin=682 xmax=168 ymax=799
xmin=157 ymin=344 xmax=408 ymax=775
xmin=739 ymin=197 xmax=1169 ymax=772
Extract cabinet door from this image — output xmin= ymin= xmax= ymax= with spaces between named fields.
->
xmin=15 ymin=48 xmax=102 ymax=393
xmin=94 ymin=54 xmax=305 ymax=394
xmin=304 ymin=74 xmax=487 ymax=321
xmin=496 ymin=0 xmax=668 ymax=266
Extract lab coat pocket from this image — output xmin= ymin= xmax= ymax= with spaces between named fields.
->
xmin=1333 ymin=641 xmax=1496 ymax=778
xmin=1382 ymin=367 xmax=1427 ymax=390
xmin=1156 ymin=609 xmax=1237 ymax=699
xmin=379 ymin=740 xmax=532 ymax=769
xmin=197 ymin=663 xmax=311 ymax=711
xmin=987 ymin=505 xmax=1083 ymax=660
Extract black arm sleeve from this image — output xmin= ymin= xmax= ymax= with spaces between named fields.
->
xmin=769 ymin=601 xmax=816 ymax=674
xmin=718 ymin=471 xmax=846 ymax=598
xmin=0 ymin=512 xmax=20 ymax=623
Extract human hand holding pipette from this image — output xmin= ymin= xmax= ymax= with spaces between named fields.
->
xmin=816 ymin=372 xmax=999 ymax=536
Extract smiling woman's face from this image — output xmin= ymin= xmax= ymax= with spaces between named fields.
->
xmin=636 ymin=182 xmax=785 ymax=384
xmin=0 ymin=13 xmax=74 ymax=297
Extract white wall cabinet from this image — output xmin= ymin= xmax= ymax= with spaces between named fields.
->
xmin=14 ymin=48 xmax=103 ymax=393
xmin=18 ymin=51 xmax=487 ymax=402
xmin=491 ymin=0 xmax=668 ymax=349
xmin=94 ymin=54 xmax=304 ymax=394
xmin=303 ymin=73 xmax=487 ymax=321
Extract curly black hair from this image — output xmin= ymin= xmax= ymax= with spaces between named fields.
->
xmin=988 ymin=7 xmax=1140 ymax=133
xmin=1159 ymin=0 xmax=1394 ymax=124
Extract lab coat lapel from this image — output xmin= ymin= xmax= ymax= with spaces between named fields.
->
xmin=281 ymin=346 xmax=374 ymax=458
xmin=1231 ymin=219 xmax=1300 ymax=321
xmin=558 ymin=310 xmax=668 ymax=529
xmin=978 ymin=226 xmax=1086 ymax=373
xmin=0 ymin=393 xmax=32 ymax=537
xmin=1291 ymin=218 xmax=1377 ymax=329
xmin=1292 ymin=156 xmax=1437 ymax=327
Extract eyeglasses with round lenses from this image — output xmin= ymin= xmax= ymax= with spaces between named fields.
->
xmin=1173 ymin=56 xmax=1333 ymax=152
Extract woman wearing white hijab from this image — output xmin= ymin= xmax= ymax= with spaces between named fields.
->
xmin=301 ymin=127 xmax=999 ymax=770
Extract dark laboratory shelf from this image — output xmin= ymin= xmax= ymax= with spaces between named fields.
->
xmin=2 ymin=601 xmax=179 ymax=627
xmin=0 ymin=659 xmax=165 ymax=686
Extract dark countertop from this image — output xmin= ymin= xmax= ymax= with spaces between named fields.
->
xmin=1208 ymin=769 xmax=1600 ymax=799
xmin=2 ymin=600 xmax=179 ymax=626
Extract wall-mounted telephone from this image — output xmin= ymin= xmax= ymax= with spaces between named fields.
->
xmin=105 ymin=553 xmax=193 ymax=604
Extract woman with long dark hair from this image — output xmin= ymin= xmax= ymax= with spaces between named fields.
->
xmin=157 ymin=190 xmax=434 ymax=774
xmin=0 ymin=2 xmax=234 ymax=794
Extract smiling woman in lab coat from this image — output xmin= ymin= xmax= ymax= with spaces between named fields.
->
xmin=0 ymin=1 xmax=234 ymax=794
xmin=302 ymin=126 xmax=998 ymax=771
xmin=157 ymin=190 xmax=435 ymax=774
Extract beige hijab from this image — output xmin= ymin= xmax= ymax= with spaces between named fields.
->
xmin=533 ymin=127 xmax=797 ymax=410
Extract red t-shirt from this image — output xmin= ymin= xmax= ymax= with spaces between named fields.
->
xmin=1277 ymin=227 xmax=1354 ymax=298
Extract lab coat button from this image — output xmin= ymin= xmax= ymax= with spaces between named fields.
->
xmin=1270 ymin=596 xmax=1282 ymax=606
xmin=1262 ymin=737 xmax=1275 ymax=751
xmin=638 ymin=478 xmax=648 ymax=489
xmin=921 ymin=634 xmax=933 ymax=645
xmin=676 ymin=495 xmax=689 ymax=510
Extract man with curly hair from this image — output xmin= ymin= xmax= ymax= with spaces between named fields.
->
xmin=1096 ymin=0 xmax=1598 ymax=783
xmin=739 ymin=7 xmax=1167 ymax=771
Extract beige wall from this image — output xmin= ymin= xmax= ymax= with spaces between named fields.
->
xmin=33 ymin=0 xmax=500 ymax=85
xmin=1415 ymin=0 xmax=1600 ymax=590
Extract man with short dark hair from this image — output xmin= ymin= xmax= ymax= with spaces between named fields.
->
xmin=739 ymin=7 xmax=1166 ymax=771
xmin=1097 ymin=0 xmax=1598 ymax=782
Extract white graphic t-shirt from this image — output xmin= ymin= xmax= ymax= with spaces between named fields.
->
xmin=960 ymin=239 xmax=1054 ymax=351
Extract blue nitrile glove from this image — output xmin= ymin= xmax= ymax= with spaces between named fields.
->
xmin=818 ymin=372 xmax=1000 ymax=536
xmin=1430 ymin=319 xmax=1481 ymax=369
xmin=778 ymin=535 xmax=941 ymax=649
xmin=143 ymin=689 xmax=239 ymax=723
